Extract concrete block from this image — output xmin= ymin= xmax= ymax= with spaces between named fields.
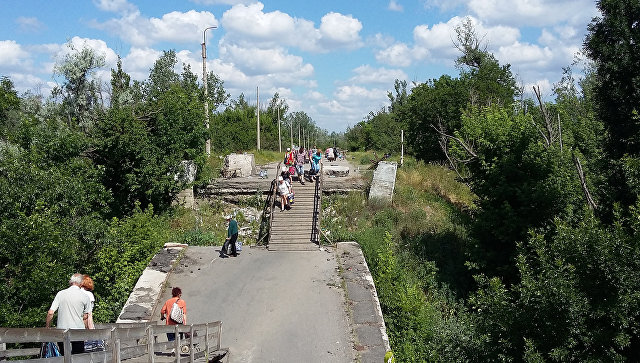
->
xmin=222 ymin=153 xmax=255 ymax=178
xmin=368 ymin=161 xmax=397 ymax=203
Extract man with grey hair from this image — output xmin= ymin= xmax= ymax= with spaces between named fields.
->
xmin=46 ymin=273 xmax=91 ymax=354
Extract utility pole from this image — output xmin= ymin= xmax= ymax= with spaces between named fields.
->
xmin=202 ymin=26 xmax=217 ymax=156
xmin=290 ymin=118 xmax=294 ymax=150
xmin=278 ymin=107 xmax=282 ymax=153
xmin=401 ymin=129 xmax=404 ymax=166
xmin=256 ymin=86 xmax=260 ymax=150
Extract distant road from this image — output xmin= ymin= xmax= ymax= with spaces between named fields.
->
xmin=152 ymin=246 xmax=356 ymax=363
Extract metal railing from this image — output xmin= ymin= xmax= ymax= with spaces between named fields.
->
xmin=256 ymin=162 xmax=280 ymax=246
xmin=311 ymin=162 xmax=323 ymax=244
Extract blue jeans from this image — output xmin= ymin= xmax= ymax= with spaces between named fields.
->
xmin=296 ymin=164 xmax=304 ymax=176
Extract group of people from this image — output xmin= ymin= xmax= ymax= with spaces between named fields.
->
xmin=46 ymin=273 xmax=190 ymax=355
xmin=45 ymin=273 xmax=96 ymax=354
xmin=277 ymin=146 xmax=324 ymax=211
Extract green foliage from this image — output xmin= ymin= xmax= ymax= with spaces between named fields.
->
xmin=584 ymin=0 xmax=640 ymax=159
xmin=0 ymin=128 xmax=109 ymax=327
xmin=93 ymin=55 xmax=207 ymax=215
xmin=92 ymin=204 xmax=170 ymax=323
xmin=470 ymin=208 xmax=640 ymax=361
xmin=0 ymin=76 xmax=21 ymax=137
xmin=52 ymin=43 xmax=106 ymax=129
xmin=452 ymin=105 xmax=585 ymax=280
xmin=404 ymin=75 xmax=468 ymax=162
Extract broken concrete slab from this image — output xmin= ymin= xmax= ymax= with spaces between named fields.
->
xmin=117 ymin=247 xmax=183 ymax=323
xmin=324 ymin=164 xmax=350 ymax=177
xmin=368 ymin=161 xmax=397 ymax=204
xmin=221 ymin=153 xmax=255 ymax=178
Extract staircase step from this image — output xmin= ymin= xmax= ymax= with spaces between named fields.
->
xmin=270 ymin=237 xmax=317 ymax=243
xmin=268 ymin=243 xmax=319 ymax=251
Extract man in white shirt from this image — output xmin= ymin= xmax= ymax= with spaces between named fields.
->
xmin=46 ymin=273 xmax=90 ymax=354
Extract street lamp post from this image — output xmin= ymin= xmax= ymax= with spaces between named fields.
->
xmin=202 ymin=25 xmax=217 ymax=156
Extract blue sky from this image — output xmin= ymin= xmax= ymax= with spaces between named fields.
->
xmin=0 ymin=0 xmax=598 ymax=131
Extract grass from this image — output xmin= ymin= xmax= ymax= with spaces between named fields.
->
xmin=321 ymin=159 xmax=478 ymax=361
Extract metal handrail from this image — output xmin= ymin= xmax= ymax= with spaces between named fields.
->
xmin=256 ymin=162 xmax=280 ymax=246
xmin=266 ymin=162 xmax=281 ymax=246
xmin=311 ymin=161 xmax=323 ymax=244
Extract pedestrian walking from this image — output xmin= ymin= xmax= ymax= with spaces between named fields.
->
xmin=160 ymin=287 xmax=187 ymax=342
xmin=295 ymin=146 xmax=306 ymax=184
xmin=277 ymin=176 xmax=292 ymax=210
xmin=80 ymin=275 xmax=95 ymax=329
xmin=46 ymin=273 xmax=91 ymax=355
xmin=221 ymin=213 xmax=239 ymax=257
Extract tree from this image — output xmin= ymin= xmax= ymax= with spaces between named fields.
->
xmin=471 ymin=208 xmax=640 ymax=361
xmin=387 ymin=79 xmax=408 ymax=114
xmin=455 ymin=18 xmax=517 ymax=107
xmin=584 ymin=0 xmax=640 ymax=210
xmin=404 ymin=75 xmax=468 ymax=162
xmin=584 ymin=0 xmax=640 ymax=159
xmin=52 ymin=43 xmax=106 ymax=129
xmin=0 ymin=76 xmax=21 ymax=138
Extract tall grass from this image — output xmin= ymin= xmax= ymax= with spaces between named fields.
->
xmin=323 ymin=160 xmax=479 ymax=361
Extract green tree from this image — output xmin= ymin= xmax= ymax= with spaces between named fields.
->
xmin=584 ymin=0 xmax=640 ymax=159
xmin=584 ymin=0 xmax=640 ymax=211
xmin=52 ymin=43 xmax=106 ymax=129
xmin=404 ymin=75 xmax=467 ymax=162
xmin=0 ymin=76 xmax=21 ymax=138
xmin=471 ymin=208 xmax=640 ymax=361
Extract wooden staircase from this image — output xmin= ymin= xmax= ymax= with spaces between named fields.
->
xmin=269 ymin=177 xmax=320 ymax=251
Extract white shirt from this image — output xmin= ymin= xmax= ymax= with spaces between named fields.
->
xmin=49 ymin=285 xmax=90 ymax=329
xmin=277 ymin=181 xmax=290 ymax=196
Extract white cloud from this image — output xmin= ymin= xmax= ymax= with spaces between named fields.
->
xmin=221 ymin=3 xmax=299 ymax=43
xmin=0 ymin=40 xmax=30 ymax=68
xmin=16 ymin=17 xmax=45 ymax=33
xmin=496 ymin=41 xmax=553 ymax=69
xmin=220 ymin=44 xmax=313 ymax=77
xmin=122 ymin=47 xmax=162 ymax=80
xmin=221 ymin=2 xmax=362 ymax=53
xmin=376 ymin=43 xmax=414 ymax=67
xmin=467 ymin=0 xmax=597 ymax=27
xmin=93 ymin=10 xmax=218 ymax=47
xmin=349 ymin=65 xmax=407 ymax=85
xmin=318 ymin=12 xmax=363 ymax=49
xmin=388 ymin=0 xmax=403 ymax=12
xmin=190 ymin=0 xmax=253 ymax=4
xmin=93 ymin=0 xmax=137 ymax=14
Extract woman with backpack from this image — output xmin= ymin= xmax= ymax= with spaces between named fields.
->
xmin=160 ymin=287 xmax=187 ymax=342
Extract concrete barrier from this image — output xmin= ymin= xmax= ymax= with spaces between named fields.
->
xmin=368 ymin=161 xmax=397 ymax=203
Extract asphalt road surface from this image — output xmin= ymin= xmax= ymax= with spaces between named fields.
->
xmin=153 ymin=246 xmax=356 ymax=363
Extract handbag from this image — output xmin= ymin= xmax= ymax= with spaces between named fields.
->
xmin=170 ymin=298 xmax=184 ymax=324
xmin=40 ymin=342 xmax=61 ymax=358
xmin=84 ymin=339 xmax=106 ymax=352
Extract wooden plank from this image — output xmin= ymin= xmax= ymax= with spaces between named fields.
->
xmin=0 ymin=328 xmax=65 ymax=344
xmin=5 ymin=356 xmax=64 ymax=363
xmin=66 ymin=328 xmax=112 ymax=341
xmin=268 ymin=243 xmax=318 ymax=251
xmin=0 ymin=347 xmax=41 ymax=358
